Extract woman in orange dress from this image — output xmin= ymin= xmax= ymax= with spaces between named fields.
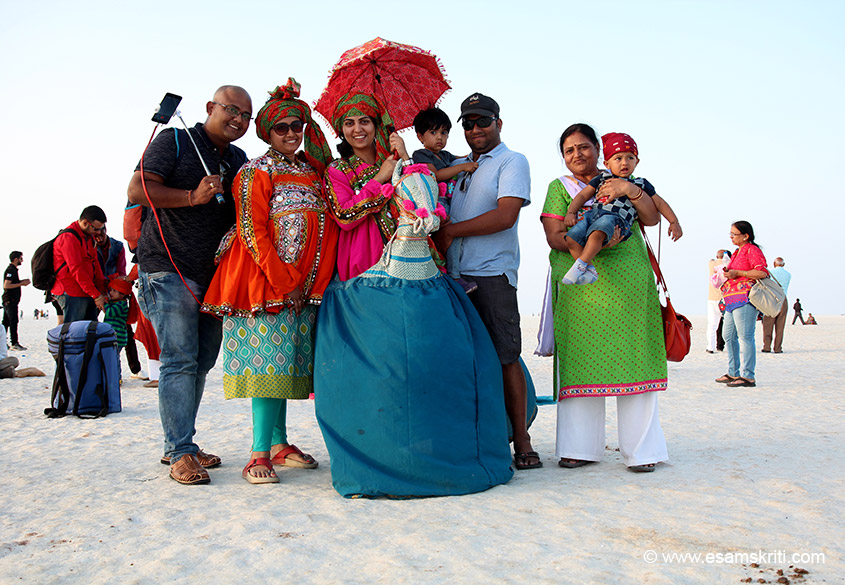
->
xmin=202 ymin=78 xmax=338 ymax=484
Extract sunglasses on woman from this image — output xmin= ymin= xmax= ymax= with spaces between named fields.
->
xmin=272 ymin=120 xmax=305 ymax=135
xmin=461 ymin=116 xmax=496 ymax=131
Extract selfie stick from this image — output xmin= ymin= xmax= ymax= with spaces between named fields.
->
xmin=174 ymin=110 xmax=225 ymax=205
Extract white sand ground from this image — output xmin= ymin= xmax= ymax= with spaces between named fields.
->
xmin=0 ymin=315 xmax=841 ymax=584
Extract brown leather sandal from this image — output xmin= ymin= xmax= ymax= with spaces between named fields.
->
xmin=714 ymin=374 xmax=738 ymax=384
xmin=169 ymin=454 xmax=211 ymax=485
xmin=161 ymin=449 xmax=222 ymax=468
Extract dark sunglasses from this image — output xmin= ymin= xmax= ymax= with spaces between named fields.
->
xmin=461 ymin=116 xmax=496 ymax=131
xmin=272 ymin=120 xmax=305 ymax=135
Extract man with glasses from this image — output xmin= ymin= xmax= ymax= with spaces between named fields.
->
xmin=51 ymin=206 xmax=108 ymax=324
xmin=434 ymin=93 xmax=539 ymax=470
xmin=127 ymin=85 xmax=251 ymax=485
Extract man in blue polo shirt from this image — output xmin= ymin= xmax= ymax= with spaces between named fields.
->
xmin=436 ymin=93 xmax=539 ymax=470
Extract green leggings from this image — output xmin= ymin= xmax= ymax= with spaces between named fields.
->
xmin=251 ymin=397 xmax=288 ymax=452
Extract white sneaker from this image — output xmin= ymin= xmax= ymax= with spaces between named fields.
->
xmin=563 ymin=261 xmax=598 ymax=285
xmin=576 ymin=265 xmax=599 ymax=285
xmin=130 ymin=371 xmax=149 ymax=380
xmin=562 ymin=262 xmax=587 ymax=285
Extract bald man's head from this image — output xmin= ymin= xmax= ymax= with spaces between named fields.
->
xmin=204 ymin=85 xmax=252 ymax=148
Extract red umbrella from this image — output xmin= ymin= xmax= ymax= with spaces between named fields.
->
xmin=315 ymin=37 xmax=450 ymax=133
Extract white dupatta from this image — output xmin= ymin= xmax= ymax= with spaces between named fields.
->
xmin=534 ymin=175 xmax=588 ymax=356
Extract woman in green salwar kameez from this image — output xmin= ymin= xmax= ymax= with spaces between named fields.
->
xmin=539 ymin=123 xmax=668 ymax=473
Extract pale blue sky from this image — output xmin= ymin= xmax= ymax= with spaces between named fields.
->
xmin=2 ymin=0 xmax=842 ymax=316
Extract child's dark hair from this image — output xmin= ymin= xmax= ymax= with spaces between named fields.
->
xmin=413 ymin=108 xmax=452 ymax=135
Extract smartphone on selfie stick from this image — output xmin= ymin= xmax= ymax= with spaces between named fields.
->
xmin=153 ymin=93 xmax=225 ymax=205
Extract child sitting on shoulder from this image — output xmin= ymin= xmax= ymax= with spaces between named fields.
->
xmin=104 ymin=277 xmax=133 ymax=380
xmin=562 ymin=132 xmax=681 ymax=285
xmin=411 ymin=107 xmax=479 ymax=294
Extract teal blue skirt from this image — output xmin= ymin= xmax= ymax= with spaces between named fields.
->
xmin=314 ymin=274 xmax=523 ymax=498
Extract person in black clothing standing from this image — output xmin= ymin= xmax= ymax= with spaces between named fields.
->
xmin=3 ymin=251 xmax=30 ymax=351
xmin=792 ymin=298 xmax=805 ymax=325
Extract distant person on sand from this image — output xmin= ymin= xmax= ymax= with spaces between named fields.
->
xmin=127 ymin=84 xmax=251 ymax=485
xmin=762 ymin=257 xmax=791 ymax=353
xmin=805 ymin=313 xmax=817 ymax=325
xmin=51 ymin=206 xmax=108 ymax=324
xmin=792 ymin=298 xmax=805 ymax=325
xmin=713 ymin=221 xmax=768 ymax=388
xmin=561 ymin=132 xmax=682 ymax=285
xmin=706 ymin=250 xmax=729 ymax=353
xmin=3 ymin=251 xmax=30 ymax=351
xmin=0 ymin=326 xmax=44 ymax=378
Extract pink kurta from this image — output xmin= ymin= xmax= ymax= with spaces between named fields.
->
xmin=323 ymin=156 xmax=398 ymax=280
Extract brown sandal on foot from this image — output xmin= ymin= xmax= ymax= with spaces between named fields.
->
xmin=161 ymin=449 xmax=222 ymax=468
xmin=714 ymin=374 xmax=738 ymax=384
xmin=169 ymin=454 xmax=211 ymax=485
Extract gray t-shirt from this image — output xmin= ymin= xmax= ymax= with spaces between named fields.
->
xmin=134 ymin=124 xmax=247 ymax=288
xmin=412 ymin=148 xmax=456 ymax=171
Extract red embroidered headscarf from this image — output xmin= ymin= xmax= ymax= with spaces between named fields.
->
xmin=255 ymin=78 xmax=333 ymax=175
xmin=330 ymin=92 xmax=394 ymax=163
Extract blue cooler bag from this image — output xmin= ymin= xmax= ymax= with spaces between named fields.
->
xmin=45 ymin=321 xmax=121 ymax=418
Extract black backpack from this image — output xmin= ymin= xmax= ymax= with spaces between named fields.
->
xmin=31 ymin=229 xmax=82 ymax=291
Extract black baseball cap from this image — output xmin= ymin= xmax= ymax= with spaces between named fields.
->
xmin=458 ymin=92 xmax=500 ymax=120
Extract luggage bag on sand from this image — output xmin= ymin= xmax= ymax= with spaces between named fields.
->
xmin=45 ymin=321 xmax=121 ymax=418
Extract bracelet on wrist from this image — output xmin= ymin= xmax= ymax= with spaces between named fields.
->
xmin=628 ymin=187 xmax=644 ymax=202
xmin=186 ymin=190 xmax=194 ymax=207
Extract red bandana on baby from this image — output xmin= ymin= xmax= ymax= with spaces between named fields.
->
xmin=602 ymin=132 xmax=638 ymax=161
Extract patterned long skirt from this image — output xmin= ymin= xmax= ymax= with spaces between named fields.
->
xmin=221 ymin=306 xmax=315 ymax=400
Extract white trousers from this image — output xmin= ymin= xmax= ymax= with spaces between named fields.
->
xmin=555 ymin=392 xmax=668 ymax=467
xmin=147 ymin=358 xmax=161 ymax=382
xmin=706 ymin=300 xmax=721 ymax=352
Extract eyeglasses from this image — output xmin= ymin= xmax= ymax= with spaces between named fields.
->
xmin=461 ymin=116 xmax=496 ymax=131
xmin=213 ymin=102 xmax=252 ymax=122
xmin=272 ymin=120 xmax=305 ymax=135
xmin=729 ymin=232 xmax=742 ymax=237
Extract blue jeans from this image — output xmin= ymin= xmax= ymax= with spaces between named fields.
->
xmin=566 ymin=208 xmax=632 ymax=246
xmin=56 ymin=294 xmax=98 ymax=324
xmin=136 ymin=271 xmax=222 ymax=462
xmin=723 ymin=302 xmax=757 ymax=380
